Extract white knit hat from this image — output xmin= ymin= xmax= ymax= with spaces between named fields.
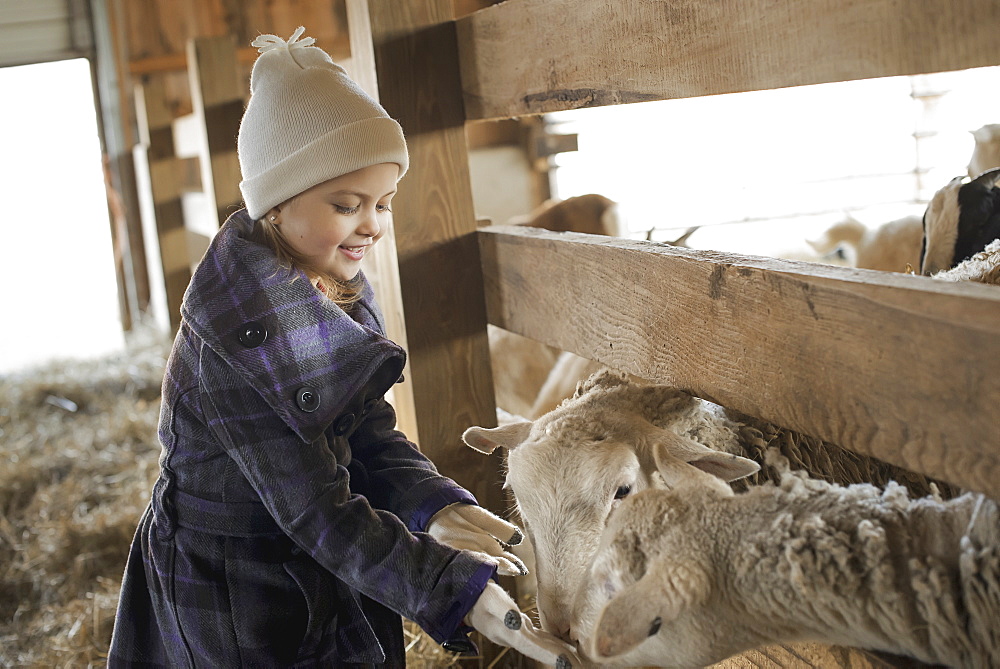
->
xmin=238 ymin=27 xmax=409 ymax=221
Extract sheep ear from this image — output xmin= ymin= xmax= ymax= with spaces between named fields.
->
xmin=590 ymin=562 xmax=707 ymax=659
xmin=972 ymin=166 xmax=1000 ymax=188
xmin=462 ymin=420 xmax=532 ymax=454
xmin=654 ymin=435 xmax=759 ymax=483
xmin=689 ymin=452 xmax=760 ymax=482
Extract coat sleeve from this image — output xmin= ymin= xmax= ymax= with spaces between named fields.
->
xmin=349 ymin=397 xmax=479 ymax=532
xmin=197 ymin=344 xmax=494 ymax=644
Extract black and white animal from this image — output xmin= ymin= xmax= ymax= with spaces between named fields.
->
xmin=920 ymin=167 xmax=1000 ymax=276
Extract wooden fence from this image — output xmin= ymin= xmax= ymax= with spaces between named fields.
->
xmin=351 ymin=0 xmax=1000 ymax=512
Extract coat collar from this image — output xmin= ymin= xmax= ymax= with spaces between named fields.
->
xmin=181 ymin=209 xmax=405 ymax=443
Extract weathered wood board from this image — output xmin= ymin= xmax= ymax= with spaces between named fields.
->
xmin=479 ymin=225 xmax=1000 ymax=499
xmin=457 ymin=0 xmax=1000 ymax=120
xmin=186 ymin=35 xmax=244 ymax=228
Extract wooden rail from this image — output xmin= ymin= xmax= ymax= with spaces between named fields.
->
xmin=353 ymin=1 xmax=1000 ymax=665
xmin=457 ymin=0 xmax=1000 ymax=120
xmin=479 ymin=225 xmax=1000 ymax=499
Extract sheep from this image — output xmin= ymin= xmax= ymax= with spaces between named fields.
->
xmin=969 ymin=124 xmax=1000 ymax=179
xmin=527 ymin=352 xmax=601 ymax=419
xmin=807 ymin=214 xmax=923 ymax=273
xmin=920 ymin=167 xmax=1000 ymax=276
xmin=585 ymin=452 xmax=999 ymax=667
xmin=506 ymin=193 xmax=620 ymax=237
xmin=489 ymin=327 xmax=563 ymax=418
xmin=463 ymin=371 xmax=755 ymax=641
xmin=461 ymin=371 xmax=951 ymax=646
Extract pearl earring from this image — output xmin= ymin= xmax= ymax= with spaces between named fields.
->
xmin=269 ymin=214 xmax=277 ymax=222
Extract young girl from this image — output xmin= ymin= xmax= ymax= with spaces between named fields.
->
xmin=108 ymin=27 xmax=578 ymax=668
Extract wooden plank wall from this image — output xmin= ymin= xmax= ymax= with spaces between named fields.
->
xmin=186 ymin=35 xmax=245 ymax=227
xmin=132 ymin=78 xmax=192 ymax=333
xmin=109 ymin=0 xmax=351 ymax=160
xmin=89 ymin=0 xmax=355 ymax=333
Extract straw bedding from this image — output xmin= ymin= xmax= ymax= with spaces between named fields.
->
xmin=0 ymin=330 xmax=165 ymax=667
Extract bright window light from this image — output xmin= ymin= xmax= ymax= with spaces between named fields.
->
xmin=0 ymin=58 xmax=124 ymax=373
xmin=550 ymin=66 xmax=1000 ymax=261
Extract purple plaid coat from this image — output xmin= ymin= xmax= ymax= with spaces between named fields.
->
xmin=108 ymin=210 xmax=495 ymax=667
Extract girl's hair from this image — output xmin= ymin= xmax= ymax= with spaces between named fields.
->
xmin=251 ymin=216 xmax=363 ymax=309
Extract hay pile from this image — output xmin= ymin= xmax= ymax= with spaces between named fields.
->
xmin=0 ymin=329 xmax=167 ymax=667
xmin=0 ymin=329 xmax=532 ymax=668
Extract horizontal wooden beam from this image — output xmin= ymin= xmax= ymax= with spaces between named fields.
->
xmin=127 ymin=35 xmax=351 ymax=76
xmin=457 ymin=0 xmax=1000 ymax=120
xmin=129 ymin=47 xmax=258 ymax=76
xmin=479 ymin=226 xmax=1000 ymax=498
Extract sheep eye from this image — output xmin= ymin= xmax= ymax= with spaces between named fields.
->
xmin=614 ymin=485 xmax=631 ymax=500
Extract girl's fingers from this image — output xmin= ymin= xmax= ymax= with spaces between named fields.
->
xmin=494 ymin=552 xmax=529 ymax=577
xmin=454 ymin=504 xmax=523 ymax=544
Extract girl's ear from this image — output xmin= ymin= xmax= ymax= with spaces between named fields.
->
xmin=462 ymin=420 xmax=532 ymax=454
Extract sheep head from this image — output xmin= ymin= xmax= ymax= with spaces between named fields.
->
xmin=921 ymin=167 xmax=1000 ymax=275
xmin=461 ymin=370 xmax=758 ymax=649
xmin=583 ymin=489 xmax=720 ymax=666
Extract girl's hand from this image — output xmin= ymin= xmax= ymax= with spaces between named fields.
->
xmin=466 ymin=582 xmax=581 ymax=668
xmin=426 ymin=503 xmax=528 ymax=576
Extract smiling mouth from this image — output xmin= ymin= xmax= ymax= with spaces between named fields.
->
xmin=340 ymin=244 xmax=368 ymax=259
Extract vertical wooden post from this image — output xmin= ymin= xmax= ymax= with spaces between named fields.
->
xmin=344 ymin=1 xmax=420 ymax=444
xmin=187 ymin=35 xmax=245 ymax=228
xmin=353 ymin=0 xmax=503 ymax=514
xmin=133 ymin=76 xmax=191 ymax=334
xmin=91 ymin=0 xmax=151 ymax=329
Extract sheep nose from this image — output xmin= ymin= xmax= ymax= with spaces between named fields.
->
xmin=540 ymin=611 xmax=573 ymax=642
xmin=553 ymin=623 xmax=572 ymax=643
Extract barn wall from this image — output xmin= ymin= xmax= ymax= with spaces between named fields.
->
xmin=0 ymin=0 xmax=93 ymax=68
xmin=110 ymin=0 xmax=349 ymax=144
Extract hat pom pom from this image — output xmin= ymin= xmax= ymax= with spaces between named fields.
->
xmin=251 ymin=26 xmax=316 ymax=54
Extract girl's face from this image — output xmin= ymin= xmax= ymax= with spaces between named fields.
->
xmin=275 ymin=163 xmax=398 ymax=281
